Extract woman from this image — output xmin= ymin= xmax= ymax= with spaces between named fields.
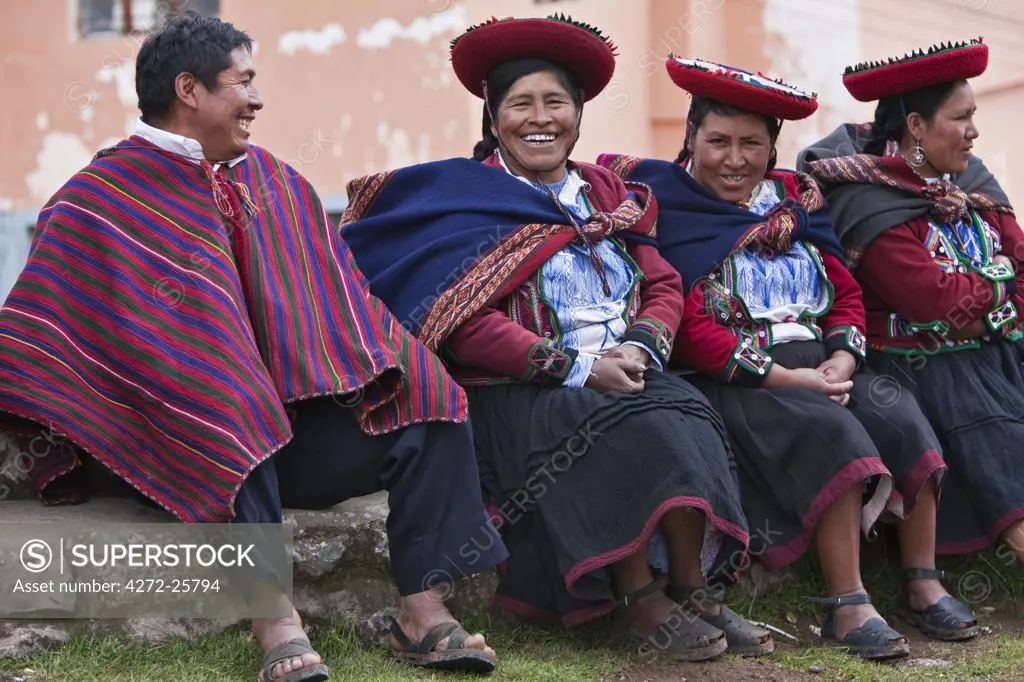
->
xmin=800 ymin=40 xmax=1024 ymax=568
xmin=340 ymin=16 xmax=771 ymax=661
xmin=599 ymin=56 xmax=978 ymax=659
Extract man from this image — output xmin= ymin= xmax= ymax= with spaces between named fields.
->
xmin=0 ymin=12 xmax=506 ymax=681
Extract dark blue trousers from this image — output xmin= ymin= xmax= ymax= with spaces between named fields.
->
xmin=234 ymin=396 xmax=507 ymax=595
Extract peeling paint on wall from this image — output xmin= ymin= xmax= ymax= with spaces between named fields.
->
xmin=331 ymin=114 xmax=354 ymax=158
xmin=762 ymin=0 xmax=862 ymax=148
xmin=419 ymin=50 xmax=453 ymax=89
xmin=277 ymin=24 xmax=347 ymax=55
xmin=96 ymin=61 xmax=138 ymax=107
xmin=79 ymin=105 xmax=96 ymax=140
xmin=442 ymin=119 xmax=459 ymax=143
xmin=375 ymin=122 xmax=430 ymax=169
xmin=25 ymin=133 xmax=95 ymax=204
xmin=356 ymin=5 xmax=467 ymax=50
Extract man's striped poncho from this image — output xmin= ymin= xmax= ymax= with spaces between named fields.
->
xmin=0 ymin=137 xmax=466 ymax=522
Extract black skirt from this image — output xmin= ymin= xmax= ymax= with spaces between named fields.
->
xmin=466 ymin=370 xmax=749 ymax=628
xmin=868 ymin=338 xmax=1024 ymax=553
xmin=686 ymin=340 xmax=944 ymax=571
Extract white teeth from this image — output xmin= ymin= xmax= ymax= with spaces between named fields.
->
xmin=239 ymin=119 xmax=251 ymax=132
xmin=523 ymin=134 xmax=556 ymax=142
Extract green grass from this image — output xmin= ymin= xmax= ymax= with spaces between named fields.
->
xmin=5 ymin=539 xmax=1024 ymax=681
xmin=0 ymin=619 xmax=628 ymax=682
xmin=772 ymin=633 xmax=1024 ymax=682
xmin=729 ymin=530 xmax=1024 ymax=628
xmin=3 ymin=615 xmax=1024 ymax=682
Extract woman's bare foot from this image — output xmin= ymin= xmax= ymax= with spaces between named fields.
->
xmin=905 ymin=577 xmax=952 ymax=612
xmin=626 ymin=589 xmax=690 ymax=636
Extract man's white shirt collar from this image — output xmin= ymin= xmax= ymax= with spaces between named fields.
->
xmin=132 ymin=117 xmax=247 ymax=169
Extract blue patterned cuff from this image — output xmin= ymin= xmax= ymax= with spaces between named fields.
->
xmin=621 ymin=341 xmax=664 ymax=371
xmin=564 ymin=352 xmax=597 ymax=388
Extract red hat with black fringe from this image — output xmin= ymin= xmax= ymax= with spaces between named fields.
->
xmin=842 ymin=37 xmax=988 ymax=102
xmin=665 ymin=56 xmax=818 ymax=120
xmin=450 ymin=14 xmax=617 ymax=102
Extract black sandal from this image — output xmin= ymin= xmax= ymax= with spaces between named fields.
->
xmin=621 ymin=579 xmax=728 ymax=662
xmin=387 ymin=617 xmax=496 ymax=674
xmin=257 ymin=638 xmax=329 ymax=682
xmin=897 ymin=568 xmax=980 ymax=641
xmin=808 ymin=593 xmax=910 ymax=661
xmin=666 ymin=583 xmax=774 ymax=657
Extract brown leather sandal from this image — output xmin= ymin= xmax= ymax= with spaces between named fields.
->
xmin=388 ymin=618 xmax=496 ymax=674
xmin=257 ymin=638 xmax=329 ymax=682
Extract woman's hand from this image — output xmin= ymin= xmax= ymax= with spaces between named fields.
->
xmin=764 ymin=365 xmax=853 ymax=406
xmin=816 ymin=351 xmax=857 ymax=385
xmin=947 ymin=319 xmax=988 ymax=340
xmin=993 ymin=253 xmax=1014 ymax=272
xmin=604 ymin=344 xmax=652 ymax=371
xmin=585 ymin=356 xmax=646 ymax=394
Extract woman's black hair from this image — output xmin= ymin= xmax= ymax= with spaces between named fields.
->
xmin=863 ymin=80 xmax=962 ymax=156
xmin=675 ymin=95 xmax=783 ymax=170
xmin=471 ymin=58 xmax=583 ymax=162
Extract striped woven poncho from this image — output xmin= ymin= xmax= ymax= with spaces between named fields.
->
xmin=0 ymin=137 xmax=466 ymax=522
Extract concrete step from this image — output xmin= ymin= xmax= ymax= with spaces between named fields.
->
xmin=0 ymin=495 xmax=498 ymax=659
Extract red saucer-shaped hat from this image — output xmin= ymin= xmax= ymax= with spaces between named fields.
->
xmin=665 ymin=56 xmax=818 ymax=120
xmin=450 ymin=14 xmax=617 ymax=102
xmin=843 ymin=37 xmax=988 ymax=102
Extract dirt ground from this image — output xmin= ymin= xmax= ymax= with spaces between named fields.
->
xmin=610 ymin=658 xmax=822 ymax=682
xmin=604 ymin=612 xmax=1022 ymax=682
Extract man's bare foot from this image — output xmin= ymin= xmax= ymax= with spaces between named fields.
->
xmin=389 ymin=586 xmax=495 ymax=658
xmin=253 ymin=608 xmax=324 ymax=681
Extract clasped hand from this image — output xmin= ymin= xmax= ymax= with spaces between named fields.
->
xmin=765 ymin=350 xmax=857 ymax=407
xmin=584 ymin=345 xmax=650 ymax=394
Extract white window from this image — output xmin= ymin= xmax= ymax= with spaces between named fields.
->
xmin=78 ymin=0 xmax=220 ymax=38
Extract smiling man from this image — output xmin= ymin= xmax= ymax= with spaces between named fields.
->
xmin=0 ymin=12 xmax=507 ymax=682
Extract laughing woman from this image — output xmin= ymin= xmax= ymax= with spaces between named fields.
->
xmin=800 ymin=40 xmax=1024 ymax=569
xmin=599 ymin=57 xmax=978 ymax=660
xmin=340 ymin=16 xmax=771 ymax=661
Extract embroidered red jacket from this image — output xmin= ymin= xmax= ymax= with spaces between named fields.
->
xmin=675 ymin=171 xmax=867 ymax=387
xmin=855 ymin=209 xmax=1024 ymax=353
xmin=443 ymin=159 xmax=684 ymax=387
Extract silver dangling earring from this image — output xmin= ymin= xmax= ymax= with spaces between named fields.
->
xmin=908 ymin=139 xmax=927 ymax=168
